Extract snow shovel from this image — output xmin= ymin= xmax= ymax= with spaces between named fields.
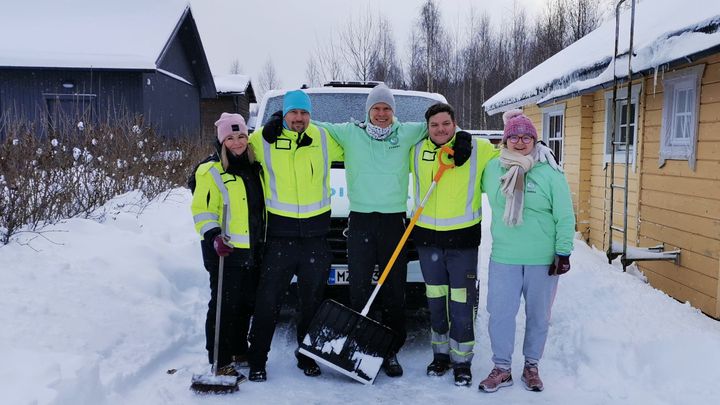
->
xmin=299 ymin=145 xmax=455 ymax=384
xmin=191 ymin=204 xmax=242 ymax=394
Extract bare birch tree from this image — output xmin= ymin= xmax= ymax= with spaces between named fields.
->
xmin=566 ymin=0 xmax=602 ymax=42
xmin=308 ymin=29 xmax=345 ymax=84
xmin=369 ymin=16 xmax=405 ymax=88
xmin=418 ymin=0 xmax=443 ymax=92
xmin=305 ymin=58 xmax=322 ymax=87
xmin=257 ymin=57 xmax=281 ymax=101
xmin=229 ymin=59 xmax=243 ymax=74
xmin=340 ymin=10 xmax=377 ymax=81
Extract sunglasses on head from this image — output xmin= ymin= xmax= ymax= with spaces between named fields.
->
xmin=508 ymin=135 xmax=534 ymax=144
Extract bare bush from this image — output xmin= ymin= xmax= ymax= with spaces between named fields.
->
xmin=0 ymin=112 xmax=210 ymax=245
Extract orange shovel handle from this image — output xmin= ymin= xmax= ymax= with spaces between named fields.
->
xmin=375 ymin=145 xmax=455 ymax=287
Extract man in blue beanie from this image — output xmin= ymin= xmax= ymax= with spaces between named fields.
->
xmin=245 ymin=89 xmax=343 ymax=382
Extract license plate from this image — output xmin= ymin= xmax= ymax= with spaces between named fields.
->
xmin=328 ymin=266 xmax=380 ymax=285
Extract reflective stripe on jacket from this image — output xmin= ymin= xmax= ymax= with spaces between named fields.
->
xmin=249 ymin=124 xmax=343 ymax=219
xmin=191 ymin=161 xmax=251 ymax=248
xmin=411 ymin=136 xmax=498 ymax=231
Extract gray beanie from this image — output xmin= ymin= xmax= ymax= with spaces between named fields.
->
xmin=365 ymin=83 xmax=396 ymax=114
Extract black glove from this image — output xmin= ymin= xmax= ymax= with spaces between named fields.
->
xmin=452 ymin=131 xmax=472 ymax=167
xmin=548 ymin=254 xmax=571 ymax=276
xmin=537 ymin=140 xmax=559 ymax=165
xmin=262 ymin=110 xmax=284 ymax=144
xmin=296 ymin=132 xmax=313 ymax=148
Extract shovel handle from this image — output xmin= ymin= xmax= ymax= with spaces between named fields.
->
xmin=360 ymin=145 xmax=454 ymax=316
xmin=211 ymin=204 xmax=229 ymax=375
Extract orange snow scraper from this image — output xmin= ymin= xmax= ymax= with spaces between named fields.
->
xmin=191 ymin=205 xmax=243 ymax=394
xmin=299 ymin=146 xmax=455 ymax=384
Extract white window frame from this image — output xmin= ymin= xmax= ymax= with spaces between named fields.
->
xmin=604 ymin=85 xmax=641 ymax=165
xmin=659 ymin=64 xmax=704 ymax=170
xmin=541 ymin=104 xmax=565 ymax=165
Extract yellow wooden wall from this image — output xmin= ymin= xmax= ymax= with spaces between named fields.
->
xmin=636 ymin=54 xmax=720 ymax=317
xmin=588 ymin=85 xmax=643 ymax=252
xmin=523 ymin=55 xmax=720 ymax=317
xmin=526 ymin=96 xmax=593 ymax=241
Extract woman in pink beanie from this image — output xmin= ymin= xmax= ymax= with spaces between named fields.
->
xmin=189 ymin=112 xmax=265 ymax=378
xmin=477 ymin=109 xmax=575 ymax=393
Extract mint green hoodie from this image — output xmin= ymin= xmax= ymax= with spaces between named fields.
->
xmin=316 ymin=120 xmax=426 ymax=213
xmin=481 ymin=158 xmax=575 ymax=265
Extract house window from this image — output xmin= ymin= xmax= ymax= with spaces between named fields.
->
xmin=604 ymin=85 xmax=641 ymax=164
xmin=542 ymin=104 xmax=565 ymax=165
xmin=659 ymin=64 xmax=704 ymax=170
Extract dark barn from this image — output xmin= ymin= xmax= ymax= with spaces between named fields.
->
xmin=0 ymin=1 xmax=216 ymax=137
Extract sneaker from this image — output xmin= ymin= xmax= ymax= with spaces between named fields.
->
xmin=478 ymin=367 xmax=513 ymax=393
xmin=248 ymin=365 xmax=266 ymax=382
xmin=295 ymin=351 xmax=321 ymax=377
xmin=521 ymin=364 xmax=544 ymax=392
xmin=453 ymin=364 xmax=472 ymax=386
xmin=426 ymin=355 xmax=451 ymax=377
xmin=382 ymin=354 xmax=403 ymax=377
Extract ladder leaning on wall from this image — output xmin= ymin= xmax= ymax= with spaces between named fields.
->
xmin=605 ymin=0 xmax=680 ymax=271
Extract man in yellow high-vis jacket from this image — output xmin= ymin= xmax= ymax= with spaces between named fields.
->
xmin=245 ymin=90 xmax=343 ymax=382
xmin=410 ymin=103 xmax=499 ymax=386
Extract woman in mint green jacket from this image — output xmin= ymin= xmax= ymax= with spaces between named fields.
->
xmin=478 ymin=110 xmax=575 ymax=394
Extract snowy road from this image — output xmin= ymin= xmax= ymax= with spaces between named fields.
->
xmin=2 ymin=189 xmax=720 ymax=405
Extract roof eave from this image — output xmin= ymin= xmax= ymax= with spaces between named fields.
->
xmin=489 ymin=42 xmax=720 ymax=113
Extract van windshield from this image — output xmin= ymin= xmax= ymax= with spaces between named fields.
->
xmin=261 ymin=93 xmax=440 ymax=126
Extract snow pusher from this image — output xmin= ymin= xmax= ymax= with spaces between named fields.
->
xmin=191 ymin=205 xmax=243 ymax=394
xmin=299 ymin=146 xmax=455 ymax=384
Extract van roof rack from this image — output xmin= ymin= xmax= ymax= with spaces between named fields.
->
xmin=323 ymin=81 xmax=383 ymax=88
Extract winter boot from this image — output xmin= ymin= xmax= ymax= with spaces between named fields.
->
xmin=382 ymin=353 xmax=403 ymax=377
xmin=426 ymin=354 xmax=451 ymax=376
xmin=217 ymin=364 xmax=247 ymax=384
xmin=295 ymin=351 xmax=321 ymax=377
xmin=248 ymin=364 xmax=267 ymax=382
xmin=521 ymin=364 xmax=544 ymax=392
xmin=453 ymin=363 xmax=472 ymax=386
xmin=478 ymin=367 xmax=513 ymax=393
xmin=232 ymin=354 xmax=249 ymax=369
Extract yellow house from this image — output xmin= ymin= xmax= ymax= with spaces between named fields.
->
xmin=483 ymin=0 xmax=720 ymax=318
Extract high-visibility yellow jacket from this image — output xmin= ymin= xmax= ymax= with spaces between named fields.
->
xmin=410 ymin=136 xmax=498 ymax=245
xmin=249 ymin=124 xmax=343 ymax=236
xmin=191 ymin=160 xmax=254 ymax=248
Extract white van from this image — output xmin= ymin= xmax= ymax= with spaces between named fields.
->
xmin=251 ymin=82 xmax=447 ymax=307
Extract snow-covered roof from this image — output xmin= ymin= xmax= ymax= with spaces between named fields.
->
xmin=484 ymin=0 xmax=720 ymax=115
xmin=214 ymin=74 xmax=251 ymax=94
xmin=0 ymin=0 xmax=190 ymax=70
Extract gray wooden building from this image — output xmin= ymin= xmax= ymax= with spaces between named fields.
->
xmin=0 ymin=1 xmax=216 ymax=137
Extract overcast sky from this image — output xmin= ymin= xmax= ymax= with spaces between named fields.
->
xmin=189 ymin=0 xmax=547 ymax=90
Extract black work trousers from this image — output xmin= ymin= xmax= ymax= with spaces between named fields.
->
xmin=247 ymin=236 xmax=331 ymax=367
xmin=202 ymin=240 xmax=259 ymax=367
xmin=347 ymin=211 xmax=408 ymax=354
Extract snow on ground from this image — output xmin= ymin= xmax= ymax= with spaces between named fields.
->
xmin=1 ymin=189 xmax=719 ymax=405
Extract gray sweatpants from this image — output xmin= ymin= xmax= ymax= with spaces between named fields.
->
xmin=487 ymin=259 xmax=558 ymax=369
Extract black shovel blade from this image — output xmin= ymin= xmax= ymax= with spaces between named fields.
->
xmin=190 ymin=373 xmax=240 ymax=394
xmin=299 ymin=299 xmax=395 ymax=385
